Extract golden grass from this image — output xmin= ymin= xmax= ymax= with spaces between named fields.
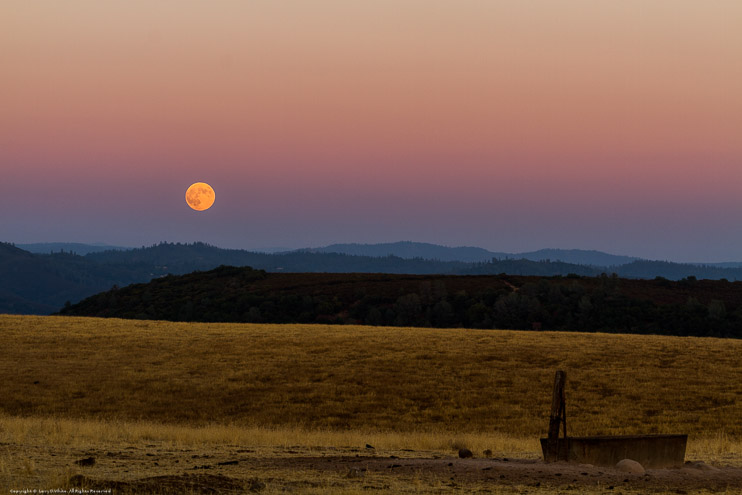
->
xmin=2 ymin=416 xmax=740 ymax=495
xmin=2 ymin=414 xmax=740 ymax=464
xmin=0 ymin=415 xmax=538 ymax=456
xmin=1 ymin=311 xmax=742 ymax=495
xmin=1 ymin=314 xmax=740 ymax=439
xmin=2 ymin=414 xmax=740 ymax=494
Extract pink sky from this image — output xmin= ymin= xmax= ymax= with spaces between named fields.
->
xmin=2 ymin=1 xmax=741 ymax=261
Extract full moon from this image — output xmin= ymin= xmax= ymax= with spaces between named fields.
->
xmin=185 ymin=182 xmax=215 ymax=211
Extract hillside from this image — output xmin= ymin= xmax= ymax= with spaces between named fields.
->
xmin=6 ymin=240 xmax=742 ymax=316
xmin=0 ymin=242 xmax=613 ymax=315
xmin=4 ymin=314 xmax=742 ymax=436
xmin=17 ymin=242 xmax=131 ymax=255
xmin=85 ymin=242 xmax=470 ymax=274
xmin=307 ymin=242 xmax=640 ymax=266
xmin=0 ymin=242 xmax=121 ymax=314
xmin=59 ymin=266 xmax=742 ymax=338
xmin=307 ymin=241 xmax=506 ymax=262
xmin=515 ymin=248 xmax=639 ymax=266
xmin=0 ymin=242 xmax=466 ymax=314
xmin=4 ymin=314 xmax=742 ymax=493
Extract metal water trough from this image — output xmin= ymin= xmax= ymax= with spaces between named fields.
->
xmin=540 ymin=434 xmax=688 ymax=468
xmin=541 ymin=371 xmax=687 ymax=468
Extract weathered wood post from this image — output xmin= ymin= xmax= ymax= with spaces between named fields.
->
xmin=546 ymin=370 xmax=567 ymax=462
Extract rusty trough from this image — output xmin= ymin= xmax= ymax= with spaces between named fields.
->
xmin=541 ymin=371 xmax=688 ymax=468
xmin=540 ymin=434 xmax=687 ymax=468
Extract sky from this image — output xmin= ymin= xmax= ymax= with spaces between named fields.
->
xmin=2 ymin=1 xmax=741 ymax=262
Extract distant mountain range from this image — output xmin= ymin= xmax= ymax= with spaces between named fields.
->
xmin=18 ymin=242 xmax=131 ymax=255
xmin=12 ymin=240 xmax=739 ymax=267
xmin=305 ymin=242 xmax=640 ymax=266
xmin=3 ymin=240 xmax=742 ymax=315
xmin=306 ymin=242 xmax=742 ymax=269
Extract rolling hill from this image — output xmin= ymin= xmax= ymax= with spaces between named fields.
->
xmin=305 ymin=242 xmax=640 ymax=266
xmin=5 ymin=240 xmax=742 ymax=316
xmin=59 ymin=265 xmax=742 ymax=338
xmin=17 ymin=242 xmax=131 ymax=255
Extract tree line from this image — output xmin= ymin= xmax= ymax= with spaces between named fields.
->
xmin=59 ymin=266 xmax=742 ymax=339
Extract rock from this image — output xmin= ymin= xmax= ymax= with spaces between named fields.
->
xmin=246 ymin=477 xmax=266 ymax=492
xmin=68 ymin=474 xmax=88 ymax=486
xmin=75 ymin=457 xmax=96 ymax=467
xmin=615 ymin=459 xmax=645 ymax=474
xmin=458 ymin=448 xmax=473 ymax=458
xmin=346 ymin=468 xmax=364 ymax=478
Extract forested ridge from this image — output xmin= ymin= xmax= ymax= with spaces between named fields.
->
xmin=59 ymin=265 xmax=742 ymax=338
xmin=5 ymin=240 xmax=742 ymax=316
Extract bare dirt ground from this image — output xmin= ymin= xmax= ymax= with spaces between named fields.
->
xmin=5 ymin=441 xmax=742 ymax=494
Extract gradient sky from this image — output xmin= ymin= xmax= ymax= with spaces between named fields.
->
xmin=2 ymin=1 xmax=741 ymax=262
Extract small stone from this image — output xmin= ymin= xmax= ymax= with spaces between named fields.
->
xmin=458 ymin=448 xmax=473 ymax=458
xmin=346 ymin=468 xmax=364 ymax=478
xmin=74 ymin=457 xmax=96 ymax=467
xmin=246 ymin=477 xmax=265 ymax=492
xmin=615 ymin=459 xmax=645 ymax=474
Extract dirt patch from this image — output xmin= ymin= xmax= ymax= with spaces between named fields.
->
xmin=5 ymin=442 xmax=742 ymax=493
xmin=263 ymin=455 xmax=742 ymax=491
xmin=69 ymin=473 xmax=250 ymax=494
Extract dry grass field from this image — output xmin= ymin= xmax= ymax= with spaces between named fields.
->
xmin=1 ymin=314 xmax=741 ymax=493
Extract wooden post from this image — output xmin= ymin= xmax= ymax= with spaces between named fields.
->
xmin=546 ymin=370 xmax=567 ymax=462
